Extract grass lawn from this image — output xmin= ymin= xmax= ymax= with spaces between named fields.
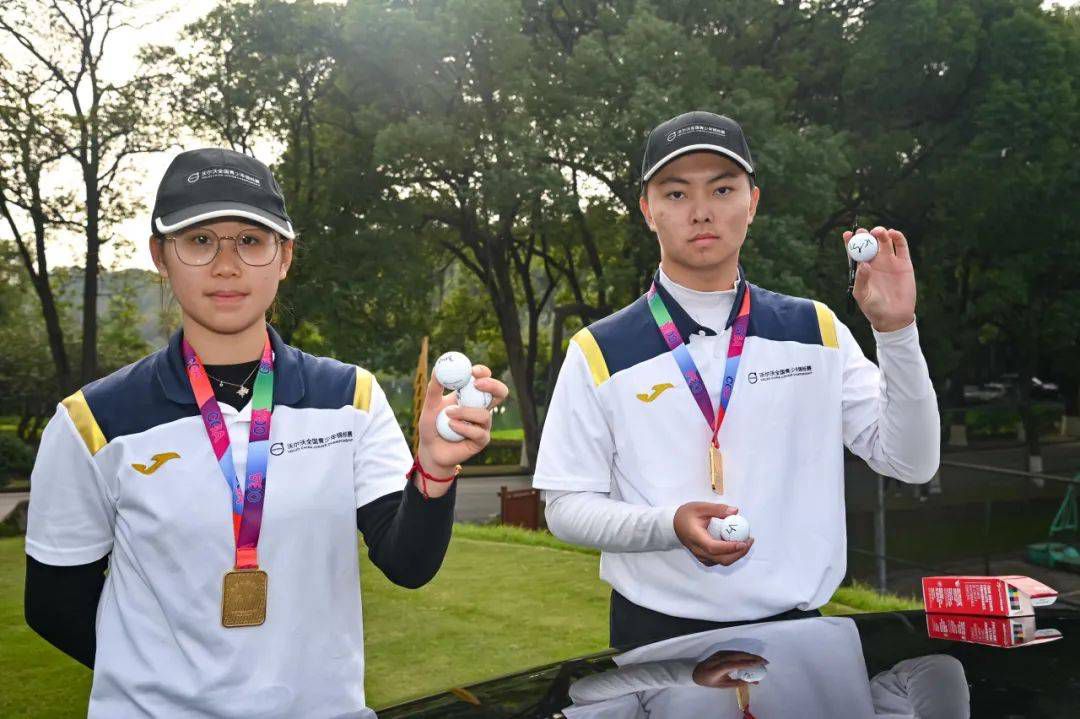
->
xmin=0 ymin=528 xmax=919 ymax=716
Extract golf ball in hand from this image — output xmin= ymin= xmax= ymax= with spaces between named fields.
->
xmin=457 ymin=378 xmax=492 ymax=409
xmin=436 ymin=407 xmax=464 ymax=442
xmin=708 ymin=514 xmax=751 ymax=542
xmin=728 ymin=663 xmax=767 ymax=683
xmin=846 ymin=232 xmax=878 ymax=263
xmin=433 ymin=352 xmax=473 ymax=391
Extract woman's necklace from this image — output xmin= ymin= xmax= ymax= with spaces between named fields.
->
xmin=204 ymin=362 xmax=260 ymax=398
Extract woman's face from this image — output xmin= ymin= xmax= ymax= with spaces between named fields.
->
xmin=150 ymin=218 xmax=293 ymax=335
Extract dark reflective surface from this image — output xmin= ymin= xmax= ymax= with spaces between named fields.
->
xmin=378 ymin=609 xmax=1080 ymax=718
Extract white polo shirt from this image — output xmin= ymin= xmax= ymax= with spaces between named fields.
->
xmin=25 ymin=326 xmax=409 ymax=718
xmin=534 ymin=266 xmax=940 ymax=621
xmin=564 ymin=617 xmax=876 ymax=718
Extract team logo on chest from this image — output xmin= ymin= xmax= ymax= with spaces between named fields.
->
xmin=131 ymin=452 xmax=181 ymax=475
xmin=636 ymin=383 xmax=676 ymax=403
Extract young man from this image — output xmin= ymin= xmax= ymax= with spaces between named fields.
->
xmin=534 ymin=111 xmax=939 ymax=649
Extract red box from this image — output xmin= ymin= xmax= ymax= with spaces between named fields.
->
xmin=926 ymin=613 xmax=1062 ymax=649
xmin=921 ymin=575 xmax=1057 ymax=617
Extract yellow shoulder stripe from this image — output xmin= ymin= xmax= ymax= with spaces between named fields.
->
xmin=571 ymin=328 xmax=610 ymax=387
xmin=813 ymin=301 xmax=839 ymax=349
xmin=353 ymin=367 xmax=374 ymax=411
xmin=61 ymin=390 xmax=107 ymax=456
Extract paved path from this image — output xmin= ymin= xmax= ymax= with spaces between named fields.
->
xmin=454 ymin=475 xmax=533 ymax=523
xmin=0 ymin=491 xmax=29 ymax=522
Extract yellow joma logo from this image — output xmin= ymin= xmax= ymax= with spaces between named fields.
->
xmin=131 ymin=452 xmax=180 ymax=475
xmin=637 ymin=383 xmax=675 ymax=403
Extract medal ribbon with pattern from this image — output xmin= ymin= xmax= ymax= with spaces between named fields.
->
xmin=182 ymin=332 xmax=274 ymax=570
xmin=646 ymin=280 xmax=751 ymax=494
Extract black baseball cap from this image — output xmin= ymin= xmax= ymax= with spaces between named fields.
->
xmin=151 ymin=148 xmax=295 ymax=239
xmin=640 ymin=111 xmax=754 ymax=185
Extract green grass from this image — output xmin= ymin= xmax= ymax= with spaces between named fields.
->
xmin=0 ymin=527 xmax=920 ymax=715
xmin=452 ymin=521 xmax=600 ymax=556
xmin=826 ymin=581 xmax=921 ymax=615
xmin=489 ymin=428 xmax=524 ymax=441
xmin=0 ymin=538 xmax=93 ymax=719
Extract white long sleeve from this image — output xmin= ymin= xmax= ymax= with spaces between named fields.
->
xmin=568 ymin=658 xmax=697 ymax=705
xmin=870 ymin=655 xmax=970 ymax=718
xmin=840 ymin=318 xmax=941 ymax=484
xmin=544 ymin=490 xmax=682 ymax=553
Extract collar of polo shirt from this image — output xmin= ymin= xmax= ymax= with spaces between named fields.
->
xmin=650 ymin=263 xmax=748 ymax=342
xmin=155 ymin=324 xmax=306 ymax=407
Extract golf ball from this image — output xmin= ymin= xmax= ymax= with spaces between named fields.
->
xmin=846 ymin=232 xmax=878 ymax=263
xmin=435 ymin=406 xmax=464 ymax=442
xmin=728 ymin=663 xmax=767 ymax=683
xmin=457 ymin=378 xmax=492 ymax=409
xmin=708 ymin=514 xmax=751 ymax=542
xmin=434 ymin=351 xmax=473 ymax=391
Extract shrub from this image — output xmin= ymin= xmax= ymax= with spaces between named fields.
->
xmin=0 ymin=434 xmax=34 ymax=490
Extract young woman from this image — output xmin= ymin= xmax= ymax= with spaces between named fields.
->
xmin=24 ymin=148 xmax=508 ymax=718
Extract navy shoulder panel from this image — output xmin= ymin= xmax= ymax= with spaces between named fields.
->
xmin=587 ymin=297 xmax=670 ymax=377
xmin=292 ymin=351 xmax=361 ymax=411
xmin=746 ymin=285 xmax=826 ymax=346
xmin=82 ymin=349 xmax=198 ymax=442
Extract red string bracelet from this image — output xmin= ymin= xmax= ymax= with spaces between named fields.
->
xmin=409 ymin=456 xmax=461 ymax=499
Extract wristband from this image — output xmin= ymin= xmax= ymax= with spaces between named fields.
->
xmin=409 ymin=456 xmax=461 ymax=499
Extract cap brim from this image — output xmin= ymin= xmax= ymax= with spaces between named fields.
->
xmin=642 ymin=144 xmax=755 ymax=183
xmin=154 ymin=201 xmax=295 ymax=239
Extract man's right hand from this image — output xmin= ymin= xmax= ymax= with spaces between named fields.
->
xmin=692 ymin=650 xmax=767 ymax=688
xmin=673 ymin=502 xmax=753 ymax=566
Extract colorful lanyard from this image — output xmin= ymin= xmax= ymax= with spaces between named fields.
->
xmin=646 ymin=280 xmax=751 ymax=448
xmin=182 ymin=333 xmax=274 ymax=570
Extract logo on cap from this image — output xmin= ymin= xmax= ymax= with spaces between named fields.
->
xmin=185 ymin=167 xmax=262 ymax=188
xmin=667 ymin=124 xmax=727 ymax=143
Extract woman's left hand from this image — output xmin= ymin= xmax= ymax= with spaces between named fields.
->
xmin=416 ymin=365 xmax=509 ymax=478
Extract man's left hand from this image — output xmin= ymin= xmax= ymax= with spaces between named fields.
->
xmin=842 ymin=226 xmax=917 ymax=333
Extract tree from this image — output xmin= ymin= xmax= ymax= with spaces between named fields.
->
xmin=0 ymin=56 xmax=78 ymax=394
xmin=0 ymin=0 xmax=167 ymax=383
xmin=0 ymin=243 xmax=77 ymax=440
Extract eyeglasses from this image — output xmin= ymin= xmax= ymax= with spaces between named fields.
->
xmin=164 ymin=225 xmax=283 ymax=267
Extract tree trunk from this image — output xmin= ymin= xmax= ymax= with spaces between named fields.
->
xmin=487 ymin=253 xmax=540 ymax=470
xmin=81 ymin=182 xmax=101 ymax=384
xmin=1017 ymin=340 xmax=1042 ymax=477
xmin=33 ymin=274 xmax=73 ymax=394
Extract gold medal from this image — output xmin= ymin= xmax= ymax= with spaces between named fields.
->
xmin=222 ymin=568 xmax=268 ymax=627
xmin=709 ymin=443 xmax=724 ymax=495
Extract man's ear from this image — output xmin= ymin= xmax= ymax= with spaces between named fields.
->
xmin=149 ymin=236 xmax=169 ymax=278
xmin=747 ymin=185 xmax=761 ymax=225
xmin=639 ymin=193 xmax=657 ymax=232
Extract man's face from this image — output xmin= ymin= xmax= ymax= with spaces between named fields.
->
xmin=639 ymin=152 xmax=759 ymax=279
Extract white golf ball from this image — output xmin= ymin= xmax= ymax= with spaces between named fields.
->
xmin=435 ymin=407 xmax=464 ymax=442
xmin=456 ymin=378 xmax=492 ymax=409
xmin=846 ymin=232 xmax=878 ymax=263
xmin=728 ymin=663 xmax=767 ymax=683
xmin=434 ymin=351 xmax=473 ymax=391
xmin=708 ymin=514 xmax=751 ymax=542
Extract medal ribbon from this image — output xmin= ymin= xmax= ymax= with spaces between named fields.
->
xmin=182 ymin=332 xmax=274 ymax=570
xmin=646 ymin=281 xmax=751 ymax=447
